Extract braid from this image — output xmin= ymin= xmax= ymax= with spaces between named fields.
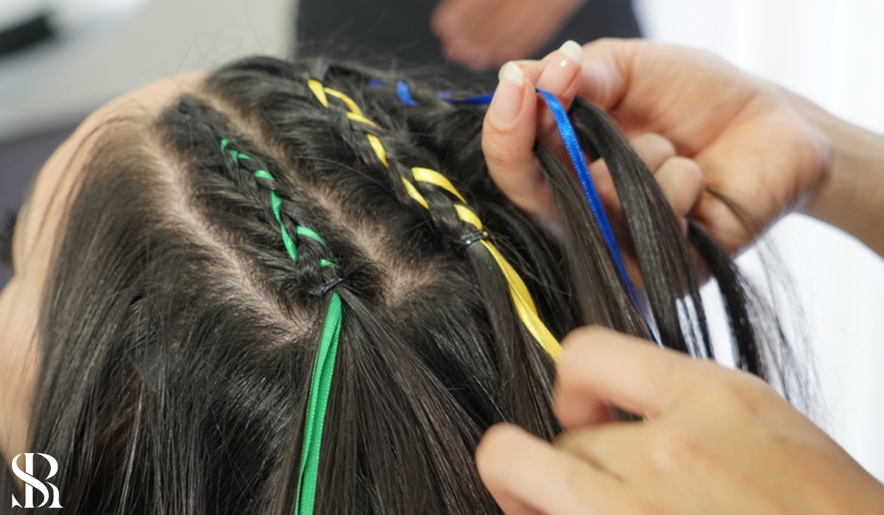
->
xmin=285 ymin=74 xmax=566 ymax=449
xmin=28 ymin=54 xmax=804 ymax=515
xmin=156 ymin=79 xmax=524 ymax=514
xmin=220 ymin=138 xmax=343 ymax=515
xmin=305 ymin=77 xmax=563 ymax=360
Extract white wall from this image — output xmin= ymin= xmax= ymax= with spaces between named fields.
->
xmin=0 ymin=0 xmax=293 ymax=138
xmin=636 ymin=0 xmax=884 ymax=481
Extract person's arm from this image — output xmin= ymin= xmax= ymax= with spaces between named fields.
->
xmin=483 ymin=38 xmax=884 ymax=258
xmin=791 ymin=91 xmax=884 ymax=255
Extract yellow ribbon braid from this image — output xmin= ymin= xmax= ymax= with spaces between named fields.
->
xmin=307 ymin=79 xmax=563 ymax=360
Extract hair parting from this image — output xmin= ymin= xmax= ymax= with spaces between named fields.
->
xmin=3 ymin=55 xmax=807 ymax=515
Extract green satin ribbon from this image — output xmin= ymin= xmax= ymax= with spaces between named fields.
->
xmin=294 ymin=293 xmax=341 ymax=514
xmin=221 ymin=139 xmax=342 ymax=515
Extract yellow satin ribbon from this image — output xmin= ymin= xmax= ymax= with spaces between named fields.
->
xmin=307 ymin=79 xmax=562 ymax=360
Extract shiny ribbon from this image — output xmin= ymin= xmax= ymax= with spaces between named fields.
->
xmin=390 ymin=85 xmax=650 ymax=335
xmin=309 ymin=79 xmax=563 ymax=360
xmin=534 ymin=89 xmax=640 ymax=304
xmin=221 ymin=139 xmax=342 ymax=515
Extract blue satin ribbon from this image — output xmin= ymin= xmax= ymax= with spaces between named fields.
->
xmin=534 ymin=89 xmax=639 ymax=305
xmin=435 ymin=89 xmax=639 ymax=303
xmin=396 ymin=81 xmax=417 ymax=106
xmin=371 ymin=78 xmax=651 ymax=336
xmin=444 ymin=92 xmax=495 ymax=105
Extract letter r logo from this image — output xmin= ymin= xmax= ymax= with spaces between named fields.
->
xmin=11 ymin=453 xmax=63 ymax=509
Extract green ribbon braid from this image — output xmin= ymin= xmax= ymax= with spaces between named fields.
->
xmin=221 ymin=139 xmax=342 ymax=515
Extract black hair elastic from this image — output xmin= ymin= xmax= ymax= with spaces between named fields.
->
xmin=460 ymin=230 xmax=488 ymax=248
xmin=318 ymin=275 xmax=346 ymax=296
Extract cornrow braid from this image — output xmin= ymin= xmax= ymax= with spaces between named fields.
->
xmin=306 ymin=77 xmax=563 ymax=361
xmin=23 ymin=55 xmax=808 ymax=515
xmin=189 ymin=95 xmax=510 ymax=514
xmin=221 ymin=138 xmax=342 ymax=515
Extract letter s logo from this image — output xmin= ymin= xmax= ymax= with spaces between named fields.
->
xmin=11 ymin=453 xmax=63 ymax=509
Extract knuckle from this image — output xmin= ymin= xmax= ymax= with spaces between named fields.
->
xmin=667 ymin=156 xmax=703 ymax=183
xmin=696 ymin=363 xmax=775 ymax=414
xmin=646 ymin=427 xmax=705 ymax=474
xmin=733 ymin=373 xmax=779 ymax=414
xmin=636 ymin=133 xmax=676 ymax=160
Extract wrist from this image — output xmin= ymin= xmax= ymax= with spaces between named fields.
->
xmin=787 ymin=91 xmax=884 ymax=255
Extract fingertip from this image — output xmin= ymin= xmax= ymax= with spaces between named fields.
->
xmin=475 ymin=424 xmax=535 ymax=479
xmin=559 ymin=40 xmax=585 ymax=65
xmin=554 ymin=389 xmax=617 ymax=429
xmin=553 ymin=327 xmax=616 ymax=427
xmin=514 ymin=59 xmax=544 ymax=83
xmin=535 ymin=42 xmax=584 ymax=104
xmin=476 ymin=425 xmax=558 ymax=515
xmin=488 ymin=62 xmax=529 ymax=128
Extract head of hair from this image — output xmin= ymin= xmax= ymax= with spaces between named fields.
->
xmin=1 ymin=55 xmax=802 ymax=514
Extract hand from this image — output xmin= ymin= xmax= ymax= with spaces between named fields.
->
xmin=484 ymin=39 xmax=832 ymax=255
xmin=482 ymin=43 xmax=703 ymax=242
xmin=574 ymin=39 xmax=831 ymax=254
xmin=431 ymin=0 xmax=585 ymax=71
xmin=475 ymin=326 xmax=884 ymax=514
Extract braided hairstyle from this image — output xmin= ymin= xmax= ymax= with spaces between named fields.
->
xmin=18 ymin=56 xmax=801 ymax=515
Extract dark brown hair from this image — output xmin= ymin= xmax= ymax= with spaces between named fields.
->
xmin=0 ymin=56 xmax=801 ymax=514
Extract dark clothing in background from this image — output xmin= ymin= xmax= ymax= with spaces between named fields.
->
xmin=297 ymin=0 xmax=642 ymax=86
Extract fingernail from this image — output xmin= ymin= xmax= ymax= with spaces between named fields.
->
xmin=490 ymin=62 xmax=525 ymax=127
xmin=499 ymin=60 xmax=526 ymax=87
xmin=559 ymin=40 xmax=584 ymax=65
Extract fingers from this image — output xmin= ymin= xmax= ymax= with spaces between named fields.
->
xmin=477 ymin=424 xmax=628 ymax=515
xmin=483 ymin=62 xmax=554 ymax=220
xmin=484 ymin=44 xmax=705 ymax=240
xmin=554 ymin=422 xmax=648 ymax=479
xmin=532 ymin=42 xmax=584 ymax=162
xmin=483 ymin=41 xmax=584 ymax=224
xmin=630 ymin=133 xmax=676 ymax=172
xmin=588 ymin=132 xmax=678 ymax=216
xmin=577 ymin=38 xmax=639 ymax=111
xmin=655 ymin=156 xmax=704 ymax=233
xmin=520 ymin=41 xmax=584 ymax=108
xmin=514 ymin=41 xmax=584 ymax=156
xmin=625 ymin=134 xmax=704 ymax=233
xmin=554 ymin=326 xmax=700 ymax=428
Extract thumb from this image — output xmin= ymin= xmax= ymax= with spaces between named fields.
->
xmin=577 ymin=38 xmax=638 ymax=111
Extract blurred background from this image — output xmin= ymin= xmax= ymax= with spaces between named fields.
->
xmin=1 ymin=0 xmax=882 ymax=483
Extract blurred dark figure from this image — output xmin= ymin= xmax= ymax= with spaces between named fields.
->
xmin=296 ymin=0 xmax=641 ymax=85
